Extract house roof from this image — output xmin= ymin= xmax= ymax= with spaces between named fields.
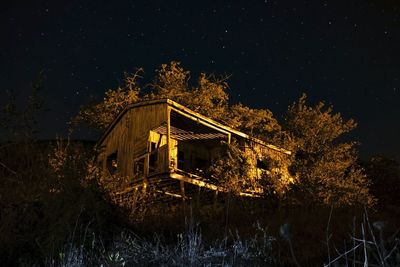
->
xmin=98 ymin=99 xmax=291 ymax=155
xmin=152 ymin=123 xmax=227 ymax=141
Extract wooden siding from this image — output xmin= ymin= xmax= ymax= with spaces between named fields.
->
xmin=99 ymin=102 xmax=168 ymax=183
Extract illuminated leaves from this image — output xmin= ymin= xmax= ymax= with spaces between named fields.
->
xmin=148 ymin=61 xmax=190 ymax=102
xmin=73 ymin=70 xmax=142 ymax=131
xmin=227 ymin=103 xmax=281 ymax=139
xmin=72 ymin=63 xmax=374 ymax=206
xmin=208 ymin=141 xmax=255 ymax=194
xmin=148 ymin=61 xmax=229 ymax=122
xmin=282 ymin=94 xmax=374 ymax=206
xmin=284 ymin=93 xmax=357 ymax=152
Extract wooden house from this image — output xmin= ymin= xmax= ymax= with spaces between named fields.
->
xmin=97 ymin=99 xmax=293 ymax=201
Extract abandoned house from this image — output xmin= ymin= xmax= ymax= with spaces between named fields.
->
xmin=97 ymin=99 xmax=293 ymax=202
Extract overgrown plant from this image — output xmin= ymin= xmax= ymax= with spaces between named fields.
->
xmin=208 ymin=141 xmax=257 ymax=195
xmin=280 ymin=94 xmax=375 ymax=207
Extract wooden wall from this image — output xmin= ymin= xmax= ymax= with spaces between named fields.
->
xmin=99 ymin=103 xmax=168 ymax=183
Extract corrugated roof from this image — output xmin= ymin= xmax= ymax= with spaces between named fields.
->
xmin=152 ymin=123 xmax=227 ymax=141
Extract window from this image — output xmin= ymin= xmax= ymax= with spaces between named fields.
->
xmin=149 ymin=142 xmax=156 ymax=152
xmin=257 ymin=159 xmax=269 ymax=170
xmin=178 ymin=150 xmax=185 ymax=169
xmin=194 ymin=157 xmax=207 ymax=169
xmin=106 ymin=151 xmax=118 ymax=175
xmin=149 ymin=153 xmax=157 ymax=173
xmin=149 ymin=142 xmax=158 ymax=173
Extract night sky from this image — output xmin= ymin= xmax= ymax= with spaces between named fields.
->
xmin=1 ymin=0 xmax=399 ymax=158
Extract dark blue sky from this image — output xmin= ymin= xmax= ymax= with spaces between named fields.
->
xmin=1 ymin=0 xmax=399 ymax=158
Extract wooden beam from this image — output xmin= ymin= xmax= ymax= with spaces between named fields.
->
xmin=180 ymin=180 xmax=186 ymax=200
xmin=170 ymin=172 xmax=260 ymax=198
xmin=170 ymin=107 xmax=231 ymax=137
xmin=167 ymin=106 xmax=171 ymax=170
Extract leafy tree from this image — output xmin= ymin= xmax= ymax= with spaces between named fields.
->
xmin=73 ymin=61 xmax=281 ymax=137
xmin=146 ymin=61 xmax=190 ymax=102
xmin=73 ymin=63 xmax=374 ymax=207
xmin=280 ymin=94 xmax=374 ymax=206
xmin=208 ymin=141 xmax=256 ymax=195
xmin=188 ymin=72 xmax=229 ymax=120
xmin=72 ymin=70 xmax=142 ymax=132
xmin=226 ymin=103 xmax=281 ymax=140
xmin=146 ymin=61 xmax=230 ymax=121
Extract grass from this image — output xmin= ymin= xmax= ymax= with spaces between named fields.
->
xmin=43 ymin=215 xmax=276 ymax=267
xmin=24 ymin=202 xmax=398 ymax=267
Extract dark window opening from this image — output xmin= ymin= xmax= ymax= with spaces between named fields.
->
xmin=134 ymin=157 xmax=145 ymax=177
xmin=106 ymin=151 xmax=118 ymax=175
xmin=194 ymin=157 xmax=207 ymax=170
xmin=149 ymin=142 xmax=158 ymax=173
xmin=178 ymin=150 xmax=185 ymax=169
xmin=149 ymin=153 xmax=158 ymax=173
xmin=149 ymin=142 xmax=157 ymax=152
xmin=257 ymin=159 xmax=269 ymax=170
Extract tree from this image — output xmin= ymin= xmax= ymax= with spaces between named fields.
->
xmin=280 ymin=94 xmax=374 ymax=206
xmin=72 ymin=70 xmax=142 ymax=132
xmin=0 ymin=71 xmax=45 ymax=141
xmin=146 ymin=61 xmax=230 ymax=121
xmin=73 ymin=61 xmax=280 ymax=136
xmin=363 ymin=155 xmax=400 ymax=206
xmin=226 ymin=103 xmax=281 ymax=140
xmin=73 ymin=63 xmax=374 ymax=207
xmin=208 ymin=141 xmax=255 ymax=195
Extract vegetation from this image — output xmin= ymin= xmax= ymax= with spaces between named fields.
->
xmin=278 ymin=94 xmax=375 ymax=207
xmin=73 ymin=61 xmax=280 ymax=139
xmin=1 ymin=62 xmax=399 ymax=266
xmin=73 ymin=61 xmax=373 ymax=207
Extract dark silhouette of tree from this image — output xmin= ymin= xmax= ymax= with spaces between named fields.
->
xmin=0 ymin=74 xmax=113 ymax=265
xmin=0 ymin=71 xmax=45 ymax=141
xmin=363 ymin=155 xmax=400 ymax=207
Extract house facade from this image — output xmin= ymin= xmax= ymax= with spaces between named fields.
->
xmin=97 ymin=99 xmax=293 ymax=201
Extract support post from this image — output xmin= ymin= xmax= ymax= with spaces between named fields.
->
xmin=167 ymin=106 xmax=171 ymax=171
xmin=180 ymin=180 xmax=186 ymax=199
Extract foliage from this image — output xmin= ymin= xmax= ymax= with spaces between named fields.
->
xmin=0 ymin=138 xmax=114 ymax=266
xmin=73 ymin=61 xmax=281 ymax=136
xmin=188 ymin=72 xmax=229 ymax=120
xmin=226 ymin=103 xmax=281 ymax=140
xmin=208 ymin=141 xmax=258 ymax=195
xmin=146 ymin=61 xmax=191 ymax=103
xmin=363 ymin=155 xmax=400 ymax=207
xmin=72 ymin=70 xmax=142 ymax=132
xmin=146 ymin=61 xmax=231 ymax=121
xmin=0 ymin=85 xmax=114 ymax=265
xmin=73 ymin=63 xmax=376 ymax=207
xmin=280 ymin=94 xmax=374 ymax=206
